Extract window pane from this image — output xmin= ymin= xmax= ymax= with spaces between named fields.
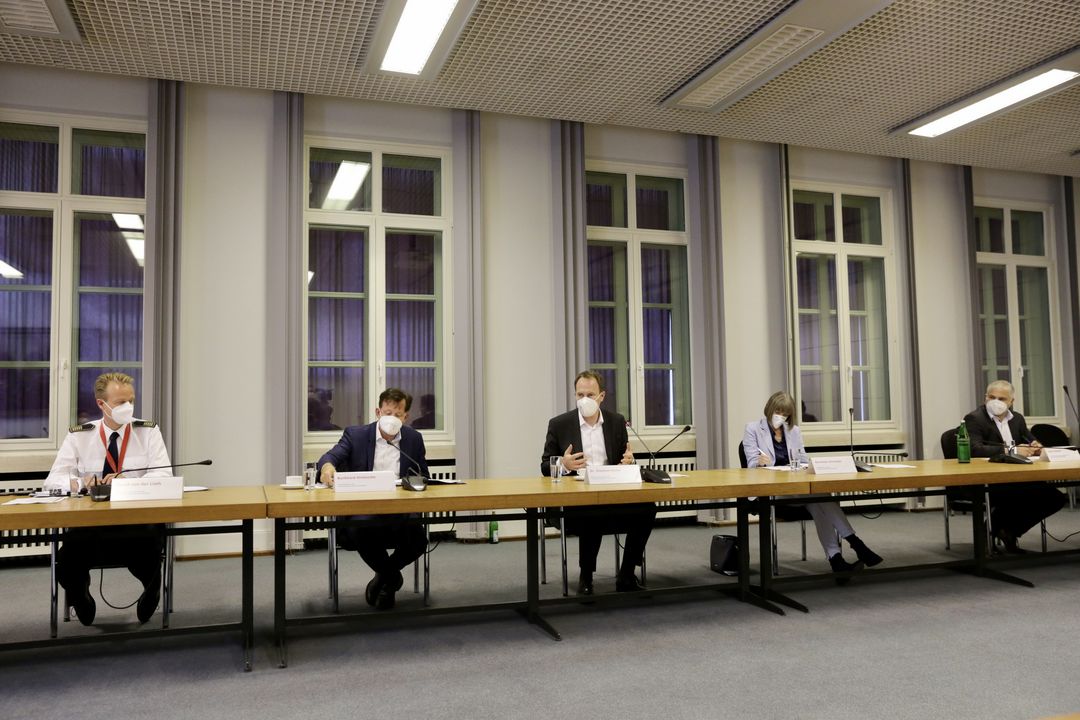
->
xmin=309 ymin=226 xmax=366 ymax=293
xmin=0 ymin=291 xmax=50 ymax=361
xmin=309 ymin=148 xmax=372 ymax=211
xmin=0 ymin=122 xmax=58 ymax=193
xmin=974 ymin=207 xmax=1004 ymax=253
xmin=383 ymin=155 xmax=440 ymax=215
xmin=793 ymin=190 xmax=835 ymax=242
xmin=796 ymin=253 xmax=839 ymax=422
xmin=72 ymin=128 xmax=145 ymax=198
xmin=586 ymin=242 xmax=630 ymax=420
xmin=585 ymin=171 xmax=627 ymax=228
xmin=77 ymin=213 xmax=144 ymax=288
xmin=386 ymin=232 xmax=436 ymax=294
xmin=0 ymin=209 xmax=52 ymax=286
xmin=0 ymin=368 xmax=49 ymax=439
xmin=1011 ymin=210 xmax=1044 ymax=256
xmin=308 ymin=367 xmax=364 ymax=432
xmin=848 ymin=257 xmax=890 ymax=420
xmin=75 ymin=368 xmax=142 ymax=426
xmin=841 ymin=195 xmax=882 ymax=245
xmin=386 ymin=301 xmax=435 ymax=362
xmin=642 ymin=244 xmax=690 ymax=426
xmin=636 ymin=176 xmax=684 ymax=231
xmin=78 ymin=294 xmax=143 ymax=362
xmin=977 ymin=265 xmax=1010 ymax=382
xmin=308 ymin=298 xmax=365 ymax=361
xmin=386 ymin=367 xmax=439 ymax=430
xmin=1017 ymin=266 xmax=1053 ymax=416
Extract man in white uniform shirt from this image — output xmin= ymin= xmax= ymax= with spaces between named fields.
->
xmin=540 ymin=371 xmax=655 ymax=595
xmin=45 ymin=372 xmax=172 ymax=626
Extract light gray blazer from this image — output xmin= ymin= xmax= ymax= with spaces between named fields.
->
xmin=742 ymin=417 xmax=809 ymax=468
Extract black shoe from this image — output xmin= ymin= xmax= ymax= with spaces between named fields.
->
xmin=994 ymin=528 xmax=1026 ymax=555
xmin=365 ymin=574 xmax=385 ymax=607
xmin=577 ymin=572 xmax=594 ymax=596
xmin=375 ymin=570 xmax=404 ymax=611
xmin=846 ymin=534 xmax=883 ymax=567
xmin=829 ymin=554 xmax=864 ymax=586
xmin=136 ymin=581 xmax=161 ymax=624
xmin=615 ymin=574 xmax=645 ymax=592
xmin=72 ymin=581 xmax=96 ymax=626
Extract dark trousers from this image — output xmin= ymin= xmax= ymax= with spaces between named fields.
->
xmin=339 ymin=514 xmax=427 ymax=578
xmin=989 ymin=482 xmax=1067 ymax=537
xmin=563 ymin=503 xmax=656 ymax=576
xmin=56 ymin=525 xmax=164 ymax=595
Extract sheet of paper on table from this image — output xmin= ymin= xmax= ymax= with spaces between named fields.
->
xmin=3 ymin=496 xmax=66 ymax=505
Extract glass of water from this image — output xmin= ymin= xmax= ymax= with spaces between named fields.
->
xmin=549 ymin=456 xmax=562 ymax=483
xmin=304 ymin=463 xmax=317 ymax=491
xmin=789 ymin=457 xmax=801 ymax=471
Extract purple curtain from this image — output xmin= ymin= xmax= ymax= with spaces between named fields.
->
xmin=636 ymin=188 xmax=669 ymax=230
xmin=586 ymin=183 xmax=614 ymax=226
xmin=383 ymin=167 xmax=435 ymax=215
xmin=0 ymin=138 xmax=57 ymax=192
xmin=80 ymin=145 xmax=145 ymax=198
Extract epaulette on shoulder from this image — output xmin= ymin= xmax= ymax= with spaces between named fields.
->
xmin=68 ymin=422 xmax=95 ymax=433
xmin=133 ymin=420 xmax=157 ymax=429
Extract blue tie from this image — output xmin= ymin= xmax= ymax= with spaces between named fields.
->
xmin=103 ymin=431 xmax=119 ymax=478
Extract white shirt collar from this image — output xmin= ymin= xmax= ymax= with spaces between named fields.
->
xmin=985 ymin=406 xmax=1014 ymax=424
xmin=578 ymin=410 xmax=604 ymax=429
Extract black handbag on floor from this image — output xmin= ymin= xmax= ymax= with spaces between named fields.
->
xmin=710 ymin=534 xmax=740 ymax=576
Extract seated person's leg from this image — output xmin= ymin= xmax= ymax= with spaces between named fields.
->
xmin=57 ymin=528 xmax=97 ymax=626
xmin=388 ymin=518 xmax=427 ymax=571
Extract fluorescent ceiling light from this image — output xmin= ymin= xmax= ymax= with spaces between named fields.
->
xmin=322 ymin=161 xmax=370 ymax=210
xmin=112 ymin=213 xmax=144 ymax=230
xmin=121 ymin=231 xmax=145 ymax=266
xmin=909 ymin=69 xmax=1079 ymax=138
xmin=380 ymin=0 xmax=460 ymax=75
xmin=0 ymin=259 xmax=24 ymax=279
xmin=307 ymin=270 xmax=315 ymax=285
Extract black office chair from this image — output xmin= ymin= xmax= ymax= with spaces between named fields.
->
xmin=738 ymin=441 xmax=808 ymax=572
xmin=1029 ymin=423 xmax=1076 ymax=512
xmin=940 ymin=428 xmax=994 ymax=553
xmin=327 ymin=519 xmax=431 ymax=611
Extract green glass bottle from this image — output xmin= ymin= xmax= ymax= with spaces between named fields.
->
xmin=956 ymin=421 xmax=971 ymax=463
xmin=489 ymin=518 xmax=499 ymax=544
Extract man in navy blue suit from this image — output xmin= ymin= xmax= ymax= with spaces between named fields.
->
xmin=318 ymin=388 xmax=430 ymax=610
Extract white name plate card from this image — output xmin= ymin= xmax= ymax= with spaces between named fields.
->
xmin=808 ymin=457 xmax=858 ymax=475
xmin=585 ymin=465 xmax=643 ymax=485
xmin=111 ymin=476 xmax=184 ymax=502
xmin=1039 ymin=448 xmax=1080 ymax=462
xmin=335 ymin=471 xmax=397 ymax=493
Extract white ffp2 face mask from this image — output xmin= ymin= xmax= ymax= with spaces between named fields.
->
xmin=577 ymin=397 xmax=600 ymax=419
xmin=378 ymin=414 xmax=403 ymax=437
xmin=986 ymin=399 xmax=1009 ymax=417
xmin=106 ymin=401 xmax=134 ymax=425
xmin=771 ymin=414 xmax=787 ymax=429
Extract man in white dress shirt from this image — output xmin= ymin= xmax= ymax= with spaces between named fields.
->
xmin=45 ymin=372 xmax=171 ymax=625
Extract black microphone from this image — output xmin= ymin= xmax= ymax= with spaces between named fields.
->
xmin=849 ymin=408 xmax=872 ymax=472
xmin=117 ymin=459 xmax=212 ymax=475
xmin=391 ymin=442 xmax=428 ymax=492
xmin=625 ymin=423 xmax=691 ymax=484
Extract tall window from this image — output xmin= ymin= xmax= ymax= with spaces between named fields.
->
xmin=305 ymin=141 xmax=449 ymax=439
xmin=0 ymin=116 xmax=145 ymax=448
xmin=791 ymin=186 xmax=895 ymax=426
xmin=974 ymin=204 xmax=1058 ymax=417
xmin=585 ymin=166 xmax=690 ymax=428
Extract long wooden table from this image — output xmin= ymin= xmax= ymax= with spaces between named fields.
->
xmin=264 ymin=471 xmax=813 ymax=666
xmin=0 ymin=486 xmax=265 ymax=670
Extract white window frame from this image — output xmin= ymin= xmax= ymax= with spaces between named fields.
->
xmin=789 ymin=180 xmax=902 ymax=444
xmin=973 ymin=197 xmax=1063 ymax=424
xmin=585 ymin=159 xmax=693 ymax=436
xmin=0 ymin=109 xmax=147 ymax=462
xmin=302 ymin=137 xmax=454 ymax=452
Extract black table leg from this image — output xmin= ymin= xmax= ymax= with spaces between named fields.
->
xmin=275 ymin=518 xmax=289 ymax=667
xmin=242 ymin=519 xmax=253 ymax=672
xmin=734 ymin=498 xmax=785 ymax=615
xmin=967 ymin=486 xmax=1033 ymax=588
xmin=751 ymin=497 xmax=807 ymax=613
xmin=520 ymin=508 xmax=561 ymax=640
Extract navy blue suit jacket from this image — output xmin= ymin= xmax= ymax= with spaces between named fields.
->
xmin=318 ymin=422 xmax=430 ymax=479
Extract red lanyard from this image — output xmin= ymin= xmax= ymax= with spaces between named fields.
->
xmin=99 ymin=423 xmax=132 ymax=475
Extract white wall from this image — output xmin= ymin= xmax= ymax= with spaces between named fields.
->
xmin=0 ymin=63 xmax=148 ymax=119
xmin=479 ymin=113 xmax=557 ymax=478
xmin=305 ymin=96 xmax=453 ymax=146
xmin=584 ymin=125 xmax=685 ymax=166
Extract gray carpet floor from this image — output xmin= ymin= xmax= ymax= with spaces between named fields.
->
xmin=2 ymin=505 xmax=1080 ymax=719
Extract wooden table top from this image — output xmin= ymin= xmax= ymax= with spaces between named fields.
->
xmin=0 ymin=486 xmax=268 ymax=531
xmin=806 ymin=457 xmax=1080 ymax=494
xmin=262 ymin=469 xmax=812 ymax=517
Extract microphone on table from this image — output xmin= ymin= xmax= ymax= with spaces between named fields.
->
xmin=626 ymin=422 xmax=691 ymax=483
xmin=849 ymin=408 xmax=872 ymax=472
xmin=981 ymin=439 xmax=1034 ymax=465
xmin=391 ymin=442 xmax=428 ymax=492
xmin=117 ymin=459 xmax=213 ymax=475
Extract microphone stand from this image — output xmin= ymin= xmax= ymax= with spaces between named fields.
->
xmin=849 ymin=408 xmax=872 ymax=472
xmin=626 ymin=423 xmax=691 ymax=484
xmin=391 ymin=442 xmax=428 ymax=492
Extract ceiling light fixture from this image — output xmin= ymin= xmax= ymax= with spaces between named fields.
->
xmin=365 ymin=0 xmax=479 ymax=80
xmin=112 ymin=213 xmax=144 ymax=230
xmin=121 ymin=231 xmax=145 ymax=266
xmin=897 ymin=47 xmax=1080 ymax=138
xmin=322 ymin=161 xmax=370 ymax=210
xmin=0 ymin=259 xmax=24 ymax=279
xmin=663 ymin=0 xmax=896 ymax=113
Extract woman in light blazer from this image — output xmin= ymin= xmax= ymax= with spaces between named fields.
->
xmin=743 ymin=391 xmax=883 ymax=576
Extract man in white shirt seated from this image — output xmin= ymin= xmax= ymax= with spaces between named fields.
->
xmin=45 ymin=372 xmax=172 ymax=626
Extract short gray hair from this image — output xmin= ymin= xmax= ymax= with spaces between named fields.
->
xmin=985 ymin=379 xmax=1014 ymax=398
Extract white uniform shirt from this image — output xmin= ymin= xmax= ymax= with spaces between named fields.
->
xmin=579 ymin=411 xmax=607 ymax=467
xmin=373 ymin=430 xmax=403 ymax=476
xmin=987 ymin=407 xmax=1016 ymax=448
xmin=44 ymin=418 xmax=172 ymax=492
